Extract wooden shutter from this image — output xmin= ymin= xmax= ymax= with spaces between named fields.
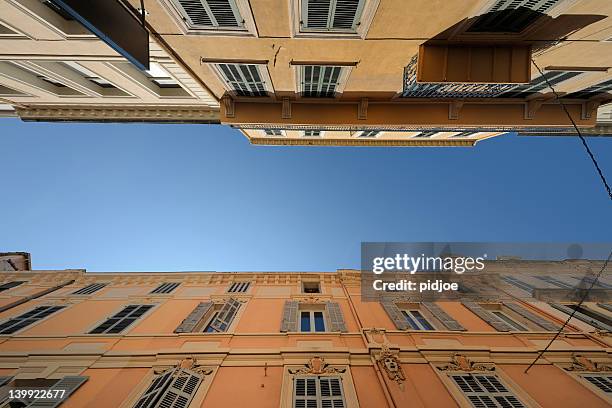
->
xmin=461 ymin=301 xmax=512 ymax=332
xmin=550 ymin=303 xmax=612 ymax=331
xmin=175 ymin=302 xmax=213 ymax=333
xmin=381 ymin=300 xmax=410 ymax=330
xmin=280 ymin=300 xmax=299 ymax=332
xmin=325 ymin=301 xmax=347 ymax=332
xmin=156 ymin=368 xmax=203 ymax=408
xmin=27 ymin=376 xmax=88 ymax=408
xmin=422 ymin=302 xmax=465 ymax=331
xmin=133 ymin=369 xmax=175 ymax=408
xmin=503 ymin=302 xmax=559 ymax=331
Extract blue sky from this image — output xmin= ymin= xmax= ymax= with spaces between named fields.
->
xmin=0 ymin=118 xmax=610 ymax=272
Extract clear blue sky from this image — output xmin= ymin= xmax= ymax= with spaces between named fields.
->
xmin=1 ymin=118 xmax=610 ymax=272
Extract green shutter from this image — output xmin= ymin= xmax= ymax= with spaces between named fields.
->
xmin=381 ymin=300 xmax=410 ymax=330
xmin=503 ymin=302 xmax=559 ymax=331
xmin=461 ymin=301 xmax=512 ymax=332
xmin=325 ymin=301 xmax=347 ymax=332
xmin=175 ymin=302 xmax=213 ymax=333
xmin=422 ymin=302 xmax=465 ymax=331
xmin=281 ymin=301 xmax=299 ymax=332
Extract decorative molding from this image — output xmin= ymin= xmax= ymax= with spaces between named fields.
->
xmin=153 ymin=357 xmax=214 ymax=376
xmin=437 ymin=354 xmax=495 ymax=372
xmin=564 ymin=355 xmax=611 ymax=372
xmin=282 ymin=97 xmax=291 ymax=119
xmin=449 ymin=100 xmax=464 ymax=120
xmin=16 ymin=106 xmax=219 ymax=123
xmin=358 ymin=98 xmax=368 ymax=120
xmin=250 ymin=137 xmax=476 ymax=147
xmin=375 ymin=344 xmax=406 ymax=386
xmin=222 ymin=96 xmax=235 ymax=118
xmin=288 ymin=357 xmax=346 ymax=376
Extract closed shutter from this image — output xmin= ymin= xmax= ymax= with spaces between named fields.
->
xmin=597 ymin=303 xmax=612 ymax=313
xmin=503 ymin=302 xmax=559 ymax=331
xmin=461 ymin=301 xmax=512 ymax=332
xmin=133 ymin=369 xmax=175 ymax=408
xmin=302 ymin=0 xmax=363 ymax=31
xmin=281 ymin=301 xmax=299 ymax=332
xmin=325 ymin=301 xmax=347 ymax=332
xmin=156 ymin=368 xmax=203 ymax=408
xmin=175 ymin=302 xmax=213 ymax=333
xmin=27 ymin=376 xmax=88 ymax=408
xmin=381 ymin=300 xmax=410 ymax=330
xmin=550 ymin=303 xmax=612 ymax=331
xmin=175 ymin=0 xmax=242 ymax=28
xmin=422 ymin=302 xmax=465 ymax=331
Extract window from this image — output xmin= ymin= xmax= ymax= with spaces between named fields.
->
xmin=300 ymin=0 xmax=365 ymax=32
xmin=502 ymin=276 xmax=534 ymax=293
xmin=172 ymin=0 xmax=243 ymax=29
xmin=89 ymin=304 xmax=153 ymax=334
xmin=414 ymin=131 xmax=438 ymax=138
xmin=580 ymin=374 xmax=612 ymax=394
xmin=62 ymin=61 xmax=116 ymax=88
xmin=497 ymin=71 xmax=582 ymax=98
xmin=535 ymin=275 xmax=574 ymax=289
xmin=573 ymin=276 xmax=612 ymax=289
xmin=72 ymin=283 xmax=107 ymax=295
xmin=357 ymin=130 xmax=380 ymax=138
xmin=203 ymin=298 xmax=241 ymax=332
xmin=450 ymin=373 xmax=526 ymax=408
xmin=43 ymin=0 xmax=74 ymax=20
xmin=0 ymin=281 xmax=25 ymax=292
xmin=299 ymin=65 xmax=346 ymax=98
xmin=264 ymin=129 xmax=284 ymax=136
xmin=303 ymin=130 xmax=322 ymax=137
xmin=215 ymin=63 xmax=270 ymax=97
xmin=0 ymin=376 xmax=88 ymax=407
xmin=550 ymin=303 xmax=612 ymax=331
xmin=228 ymin=281 xmax=250 ymax=293
xmin=133 ymin=367 xmax=204 ymax=408
xmin=303 ymin=282 xmax=321 ymax=294
xmin=0 ymin=305 xmax=64 ymax=334
xmin=490 ymin=311 xmax=527 ymax=331
xmin=401 ymin=309 xmax=435 ymax=330
xmin=564 ymin=79 xmax=612 ymax=99
xmin=145 ymin=62 xmax=181 ymax=88
xmin=151 ymin=282 xmax=180 ymax=294
xmin=300 ymin=310 xmax=326 ymax=332
xmin=293 ymin=376 xmax=345 ymax=408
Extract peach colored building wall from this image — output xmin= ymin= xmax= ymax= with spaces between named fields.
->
xmin=0 ymin=263 xmax=609 ymax=407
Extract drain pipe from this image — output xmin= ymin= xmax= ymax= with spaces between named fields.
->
xmin=0 ymin=280 xmax=75 ymax=313
xmin=339 ymin=273 xmax=398 ymax=408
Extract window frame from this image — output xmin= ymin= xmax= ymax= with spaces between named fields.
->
xmin=88 ymin=304 xmax=156 ymax=335
xmin=199 ymin=298 xmax=242 ymax=333
xmin=163 ymin=0 xmax=257 ymax=36
xmin=400 ymin=309 xmax=436 ymax=331
xmin=295 ymin=64 xmax=352 ymax=98
xmin=299 ymin=308 xmax=327 ymax=333
xmin=302 ymin=281 xmax=321 ymax=294
xmin=227 ymin=281 xmax=251 ymax=293
xmin=575 ymin=373 xmax=612 ymax=397
xmin=446 ymin=372 xmax=528 ymax=408
xmin=210 ymin=62 xmax=273 ymax=97
xmin=150 ymin=282 xmax=181 ymax=295
xmin=293 ymin=375 xmax=346 ymax=407
xmin=0 ymin=305 xmax=66 ymax=335
xmin=71 ymin=282 xmax=108 ymax=296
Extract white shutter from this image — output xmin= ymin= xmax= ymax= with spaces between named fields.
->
xmin=208 ymin=298 xmax=240 ymax=332
xmin=451 ymin=374 xmax=526 ymax=408
xmin=174 ymin=0 xmax=242 ymax=28
xmin=302 ymin=0 xmax=364 ymax=31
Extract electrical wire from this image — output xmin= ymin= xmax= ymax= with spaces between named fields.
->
xmin=524 ymin=248 xmax=612 ymax=373
xmin=530 ymin=58 xmax=612 ymax=201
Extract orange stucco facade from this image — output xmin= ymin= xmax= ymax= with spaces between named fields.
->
xmin=0 ymin=257 xmax=610 ymax=407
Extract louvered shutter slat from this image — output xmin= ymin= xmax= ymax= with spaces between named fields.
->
xmin=461 ymin=301 xmax=512 ymax=332
xmin=156 ymin=368 xmax=203 ymax=408
xmin=27 ymin=376 xmax=87 ymax=408
xmin=175 ymin=302 xmax=213 ymax=333
xmin=332 ymin=0 xmax=361 ymax=29
xmin=422 ymin=302 xmax=465 ymax=331
xmin=325 ymin=301 xmax=347 ymax=332
xmin=281 ymin=301 xmax=299 ymax=332
xmin=381 ymin=300 xmax=410 ymax=330
xmin=503 ymin=302 xmax=558 ymax=331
